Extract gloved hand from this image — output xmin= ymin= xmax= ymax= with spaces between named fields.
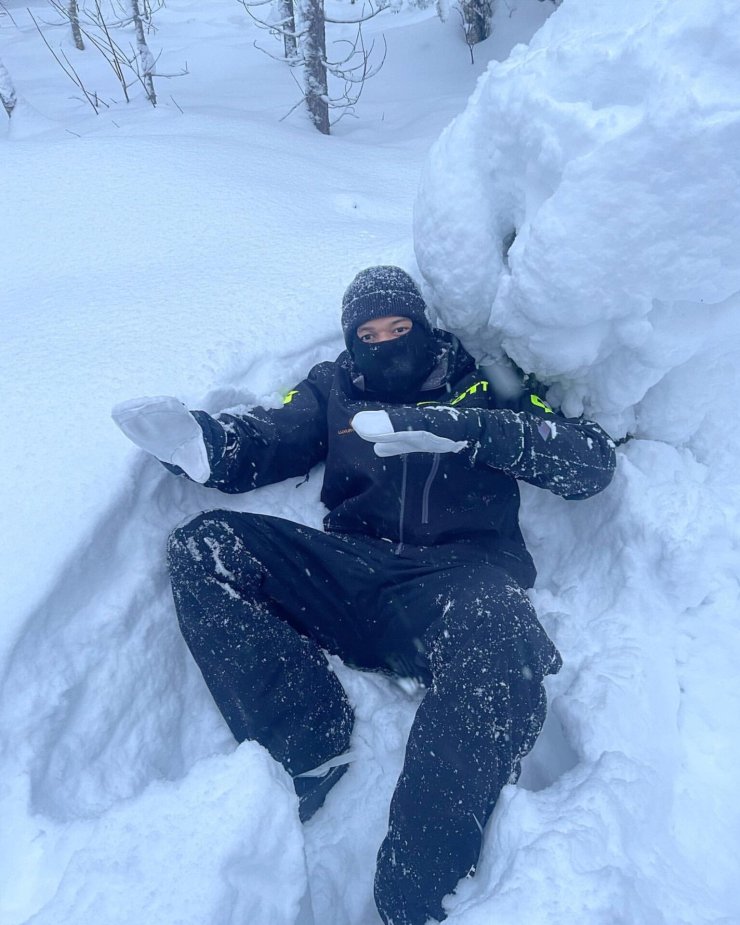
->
xmin=111 ymin=396 xmax=211 ymax=483
xmin=351 ymin=409 xmax=470 ymax=457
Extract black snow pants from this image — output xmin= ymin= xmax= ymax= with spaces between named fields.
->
xmin=167 ymin=510 xmax=562 ymax=925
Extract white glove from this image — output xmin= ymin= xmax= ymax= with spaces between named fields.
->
xmin=351 ymin=410 xmax=468 ymax=457
xmin=111 ymin=396 xmax=211 ymax=483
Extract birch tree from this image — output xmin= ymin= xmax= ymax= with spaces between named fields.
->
xmin=277 ymin=0 xmax=298 ymax=60
xmin=0 ymin=57 xmax=17 ymax=117
xmin=295 ymin=0 xmax=328 ymax=134
xmin=130 ymin=0 xmax=156 ymax=105
xmin=68 ymin=0 xmax=85 ymax=50
xmin=53 ymin=0 xmax=167 ymax=106
xmin=240 ymin=0 xmax=386 ymax=135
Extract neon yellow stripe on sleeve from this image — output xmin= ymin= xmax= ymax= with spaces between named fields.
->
xmin=530 ymin=394 xmax=553 ymax=413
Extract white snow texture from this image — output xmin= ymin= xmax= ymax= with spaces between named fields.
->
xmin=2 ymin=0 xmax=739 ymax=923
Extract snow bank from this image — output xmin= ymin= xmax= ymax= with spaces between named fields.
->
xmin=415 ymin=0 xmax=740 ymax=437
xmin=416 ymin=0 xmax=740 ymax=921
xmin=15 ymin=745 xmax=305 ymax=925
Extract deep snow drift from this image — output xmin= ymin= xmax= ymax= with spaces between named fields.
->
xmin=2 ymin=0 xmax=739 ymax=922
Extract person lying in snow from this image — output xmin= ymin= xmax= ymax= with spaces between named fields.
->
xmin=112 ymin=266 xmax=616 ymax=925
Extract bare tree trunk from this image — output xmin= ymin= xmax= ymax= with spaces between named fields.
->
xmin=297 ymin=0 xmax=329 ymax=134
xmin=68 ymin=0 xmax=85 ymax=50
xmin=278 ymin=0 xmax=298 ymax=61
xmin=460 ymin=0 xmax=493 ymax=45
xmin=130 ymin=0 xmax=157 ymax=105
xmin=0 ymin=57 xmax=17 ymax=118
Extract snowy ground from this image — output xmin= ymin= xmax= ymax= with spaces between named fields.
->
xmin=2 ymin=0 xmax=739 ymax=923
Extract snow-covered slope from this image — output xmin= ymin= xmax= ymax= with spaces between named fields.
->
xmin=2 ymin=0 xmax=739 ymax=922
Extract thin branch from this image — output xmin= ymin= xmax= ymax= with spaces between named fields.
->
xmin=150 ymin=64 xmax=188 ymax=79
xmin=323 ymin=2 xmax=388 ymax=25
xmin=240 ymin=1 xmax=305 ymax=40
xmin=83 ymin=23 xmax=130 ymax=100
xmin=455 ymin=6 xmax=475 ymax=64
xmin=277 ymin=94 xmax=306 ymax=122
xmin=327 ymin=36 xmax=363 ymax=67
xmin=252 ymin=39 xmax=302 ymax=65
xmin=60 ymin=46 xmax=108 ymax=100
xmin=28 ymin=8 xmax=101 ymax=111
xmin=91 ymin=0 xmax=131 ymax=99
xmin=329 ymin=105 xmax=360 ymax=126
xmin=325 ymin=32 xmax=386 ymax=82
xmin=0 ymin=0 xmax=20 ymax=27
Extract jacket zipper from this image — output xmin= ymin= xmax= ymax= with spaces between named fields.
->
xmin=421 ymin=453 xmax=440 ymax=525
xmin=395 ymin=454 xmax=408 ymax=555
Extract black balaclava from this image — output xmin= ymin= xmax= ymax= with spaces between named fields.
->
xmin=341 ymin=266 xmax=438 ymax=398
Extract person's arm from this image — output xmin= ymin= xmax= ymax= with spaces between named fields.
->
xmin=188 ymin=362 xmax=332 ymax=493
xmin=113 ymin=362 xmax=332 ymax=494
xmin=351 ymin=395 xmax=616 ymax=501
xmin=470 ymin=396 xmax=616 ymax=500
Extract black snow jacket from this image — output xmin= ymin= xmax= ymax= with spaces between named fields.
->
xmin=183 ymin=332 xmax=616 ymax=588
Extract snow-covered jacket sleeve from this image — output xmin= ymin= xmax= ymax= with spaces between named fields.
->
xmin=473 ymin=396 xmax=617 ymax=500
xmin=169 ymin=362 xmax=332 ymax=494
xmin=383 ymin=394 xmax=616 ymax=501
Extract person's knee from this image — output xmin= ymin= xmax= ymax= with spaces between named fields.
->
xmin=168 ymin=511 xmax=205 ymax=561
xmin=491 ymin=585 xmax=562 ymax=681
xmin=168 ymin=509 xmax=257 ymax=567
xmin=167 ymin=510 xmax=267 ymax=637
xmin=167 ymin=510 xmax=223 ymax=573
xmin=435 ymin=572 xmax=560 ymax=680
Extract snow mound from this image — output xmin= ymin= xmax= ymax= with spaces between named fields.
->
xmin=21 ymin=745 xmax=305 ymax=925
xmin=415 ymin=0 xmax=740 ymax=441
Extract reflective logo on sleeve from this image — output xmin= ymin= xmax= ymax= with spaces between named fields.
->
xmin=449 ymin=380 xmax=489 ymax=406
xmin=530 ymin=394 xmax=553 ymax=414
xmin=283 ymin=390 xmax=299 ymax=405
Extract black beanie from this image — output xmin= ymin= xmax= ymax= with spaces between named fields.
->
xmin=341 ymin=266 xmax=430 ymax=347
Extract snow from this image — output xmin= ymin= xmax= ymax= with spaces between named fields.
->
xmin=415 ymin=0 xmax=740 ymax=435
xmin=2 ymin=0 xmax=739 ymax=923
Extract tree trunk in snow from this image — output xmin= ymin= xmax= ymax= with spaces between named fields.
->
xmin=460 ymin=0 xmax=493 ymax=45
xmin=130 ymin=0 xmax=157 ymax=105
xmin=278 ymin=0 xmax=298 ymax=62
xmin=0 ymin=57 xmax=17 ymax=117
xmin=297 ymin=0 xmax=329 ymax=135
xmin=68 ymin=0 xmax=85 ymax=50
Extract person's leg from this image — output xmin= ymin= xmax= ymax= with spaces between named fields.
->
xmin=373 ymin=565 xmax=561 ymax=925
xmin=167 ymin=510 xmax=384 ymax=783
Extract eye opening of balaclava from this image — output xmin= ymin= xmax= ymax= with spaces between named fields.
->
xmin=341 ymin=266 xmax=438 ymax=397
